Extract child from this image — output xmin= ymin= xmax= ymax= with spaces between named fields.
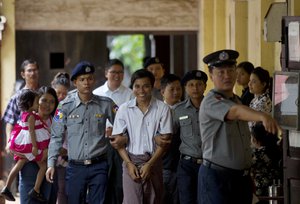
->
xmin=112 ymin=69 xmax=173 ymax=204
xmin=1 ymin=89 xmax=50 ymax=202
xmin=251 ymin=122 xmax=282 ymax=199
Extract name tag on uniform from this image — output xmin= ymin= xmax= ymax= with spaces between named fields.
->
xmin=95 ymin=114 xmax=103 ymax=118
xmin=69 ymin=114 xmax=80 ymax=119
xmin=179 ymin=116 xmax=188 ymax=120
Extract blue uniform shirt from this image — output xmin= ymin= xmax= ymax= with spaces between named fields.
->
xmin=48 ymin=92 xmax=116 ymax=167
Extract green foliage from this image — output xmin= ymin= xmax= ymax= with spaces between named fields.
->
xmin=109 ymin=35 xmax=145 ymax=73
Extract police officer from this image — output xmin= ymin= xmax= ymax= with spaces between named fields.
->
xmin=46 ymin=61 xmax=117 ymax=204
xmin=173 ymin=70 xmax=207 ymax=204
xmin=198 ymin=49 xmax=281 ymax=204
xmin=144 ymin=57 xmax=165 ymax=100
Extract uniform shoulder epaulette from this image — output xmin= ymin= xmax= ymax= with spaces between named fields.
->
xmin=93 ymin=94 xmax=114 ymax=103
xmin=61 ymin=93 xmax=76 ymax=104
xmin=173 ymin=100 xmax=186 ymax=110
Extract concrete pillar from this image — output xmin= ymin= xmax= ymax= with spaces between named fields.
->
xmin=1 ymin=0 xmax=16 ymax=113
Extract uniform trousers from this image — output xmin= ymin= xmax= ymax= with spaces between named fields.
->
xmin=122 ymin=153 xmax=163 ymax=204
xmin=104 ymin=146 xmax=123 ymax=204
xmin=66 ymin=160 xmax=108 ymax=204
xmin=198 ymin=165 xmax=253 ymax=204
xmin=162 ymin=169 xmax=179 ymax=204
xmin=19 ymin=162 xmax=55 ymax=204
xmin=177 ymin=158 xmax=201 ymax=204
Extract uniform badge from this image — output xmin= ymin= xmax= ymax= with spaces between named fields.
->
xmin=179 ymin=116 xmax=188 ymax=120
xmin=54 ymin=108 xmax=64 ymax=122
xmin=219 ymin=51 xmax=229 ymax=61
xmin=112 ymin=104 xmax=119 ymax=114
xmin=85 ymin=66 xmax=91 ymax=73
xmin=95 ymin=114 xmax=103 ymax=118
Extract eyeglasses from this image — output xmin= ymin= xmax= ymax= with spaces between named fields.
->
xmin=108 ymin=71 xmax=124 ymax=74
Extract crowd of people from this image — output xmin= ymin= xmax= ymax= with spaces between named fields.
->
xmin=0 ymin=50 xmax=282 ymax=204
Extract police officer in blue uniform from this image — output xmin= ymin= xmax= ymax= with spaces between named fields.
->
xmin=173 ymin=70 xmax=208 ymax=204
xmin=46 ymin=61 xmax=117 ymax=204
xmin=198 ymin=50 xmax=281 ymax=204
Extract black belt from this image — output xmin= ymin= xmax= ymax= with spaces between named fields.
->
xmin=69 ymin=154 xmax=107 ymax=166
xmin=180 ymin=154 xmax=202 ymax=164
xmin=203 ymin=160 xmax=250 ymax=176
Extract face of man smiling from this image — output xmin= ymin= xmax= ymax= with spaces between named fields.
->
xmin=105 ymin=64 xmax=124 ymax=90
xmin=132 ymin=77 xmax=153 ymax=104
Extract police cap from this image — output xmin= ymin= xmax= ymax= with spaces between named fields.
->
xmin=143 ymin=57 xmax=162 ymax=69
xmin=181 ymin=70 xmax=208 ymax=86
xmin=71 ymin=61 xmax=95 ymax=81
xmin=203 ymin=49 xmax=239 ymax=68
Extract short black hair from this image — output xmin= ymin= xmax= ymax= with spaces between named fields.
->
xmin=160 ymin=74 xmax=181 ymax=90
xmin=51 ymin=72 xmax=70 ymax=89
xmin=130 ymin=69 xmax=155 ymax=89
xmin=18 ymin=89 xmax=39 ymax=112
xmin=106 ymin=59 xmax=124 ymax=71
xmin=20 ymin=59 xmax=39 ymax=72
xmin=237 ymin=61 xmax=254 ymax=75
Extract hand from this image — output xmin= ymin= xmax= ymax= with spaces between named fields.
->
xmin=32 ymin=146 xmax=38 ymax=156
xmin=261 ymin=114 xmax=282 ymax=135
xmin=105 ymin=127 xmax=113 ymax=137
xmin=139 ymin=163 xmax=152 ymax=181
xmin=46 ymin=167 xmax=55 ymax=183
xmin=126 ymin=162 xmax=141 ymax=182
xmin=59 ymin=147 xmax=68 ymax=157
xmin=154 ymin=135 xmax=171 ymax=148
xmin=109 ymin=135 xmax=128 ymax=149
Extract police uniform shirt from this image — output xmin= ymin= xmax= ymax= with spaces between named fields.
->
xmin=112 ymin=97 xmax=173 ymax=155
xmin=93 ymin=81 xmax=134 ymax=107
xmin=173 ymin=98 xmax=202 ymax=158
xmin=199 ymin=89 xmax=252 ymax=170
xmin=47 ymin=92 xmax=116 ymax=167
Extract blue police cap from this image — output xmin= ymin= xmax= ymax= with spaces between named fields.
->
xmin=143 ymin=57 xmax=162 ymax=69
xmin=71 ymin=61 xmax=95 ymax=81
xmin=203 ymin=49 xmax=239 ymax=68
xmin=181 ymin=70 xmax=208 ymax=86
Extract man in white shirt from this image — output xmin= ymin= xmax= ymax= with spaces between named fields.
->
xmin=93 ymin=59 xmax=133 ymax=204
xmin=93 ymin=59 xmax=133 ymax=106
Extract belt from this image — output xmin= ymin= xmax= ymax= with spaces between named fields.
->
xmin=180 ymin=154 xmax=202 ymax=164
xmin=69 ymin=154 xmax=107 ymax=166
xmin=203 ymin=160 xmax=250 ymax=176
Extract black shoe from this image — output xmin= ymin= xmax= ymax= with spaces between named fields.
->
xmin=0 ymin=187 xmax=16 ymax=201
xmin=28 ymin=188 xmax=47 ymax=203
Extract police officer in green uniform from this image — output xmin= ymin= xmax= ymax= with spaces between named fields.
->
xmin=198 ymin=50 xmax=281 ymax=204
xmin=46 ymin=61 xmax=117 ymax=204
xmin=173 ymin=70 xmax=207 ymax=204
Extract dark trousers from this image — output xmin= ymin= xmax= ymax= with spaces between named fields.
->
xmin=162 ymin=169 xmax=179 ymax=204
xmin=198 ymin=165 xmax=253 ymax=204
xmin=66 ymin=160 xmax=108 ymax=204
xmin=177 ymin=159 xmax=200 ymax=204
xmin=19 ymin=162 xmax=56 ymax=204
xmin=56 ymin=166 xmax=68 ymax=204
xmin=104 ymin=146 xmax=123 ymax=204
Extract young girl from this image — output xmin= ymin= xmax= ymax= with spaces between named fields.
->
xmin=236 ymin=61 xmax=254 ymax=106
xmin=1 ymin=89 xmax=50 ymax=202
xmin=250 ymin=122 xmax=282 ymax=200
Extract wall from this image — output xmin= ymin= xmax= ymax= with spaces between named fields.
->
xmin=15 ymin=0 xmax=198 ymax=31
xmin=16 ymin=31 xmax=108 ymax=89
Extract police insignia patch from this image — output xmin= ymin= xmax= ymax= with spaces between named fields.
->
xmin=85 ymin=66 xmax=91 ymax=73
xmin=112 ymin=104 xmax=119 ymax=114
xmin=54 ymin=108 xmax=64 ymax=122
xmin=219 ymin=51 xmax=229 ymax=61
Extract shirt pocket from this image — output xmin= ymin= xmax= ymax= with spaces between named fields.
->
xmin=91 ymin=114 xmax=106 ymax=136
xmin=179 ymin=117 xmax=193 ymax=138
xmin=66 ymin=118 xmax=83 ymax=137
